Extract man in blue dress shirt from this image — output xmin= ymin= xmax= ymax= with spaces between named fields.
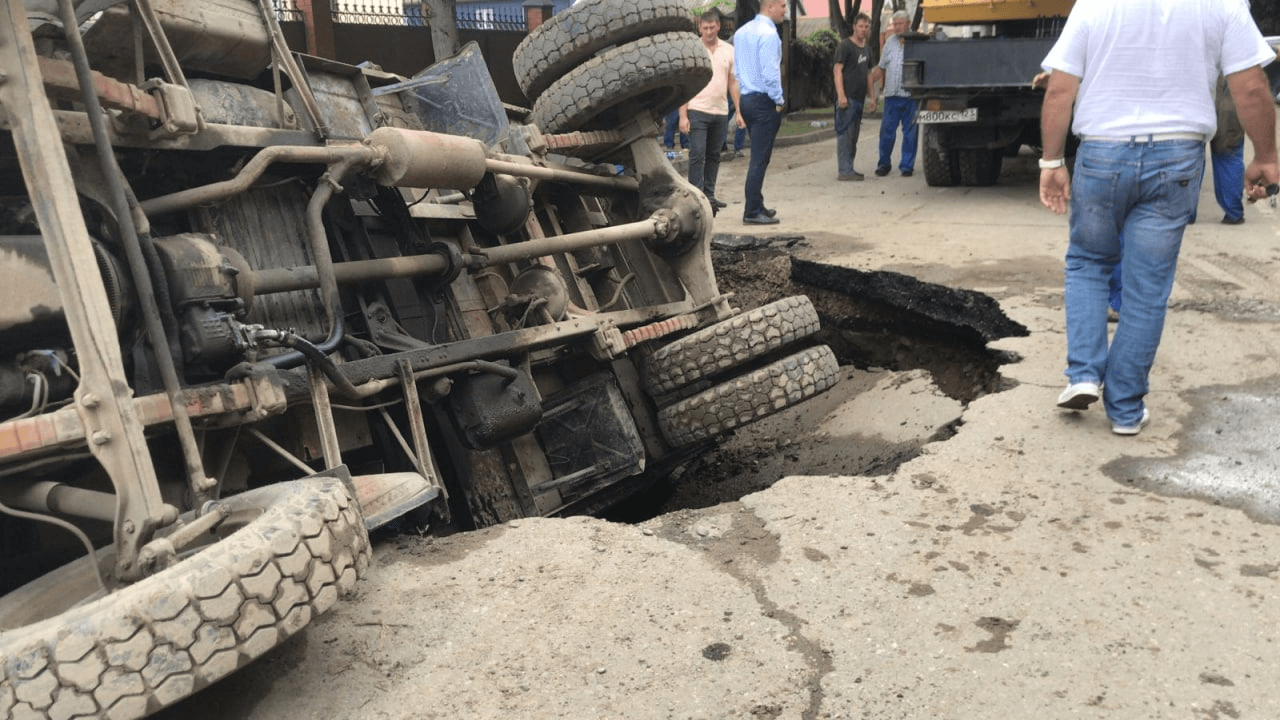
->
xmin=733 ymin=0 xmax=786 ymax=225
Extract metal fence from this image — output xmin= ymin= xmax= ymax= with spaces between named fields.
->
xmin=455 ymin=5 xmax=527 ymax=31
xmin=271 ymin=0 xmax=528 ymax=29
xmin=272 ymin=0 xmax=304 ymax=22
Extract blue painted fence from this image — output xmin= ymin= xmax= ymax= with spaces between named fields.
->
xmin=272 ymin=0 xmax=572 ymax=29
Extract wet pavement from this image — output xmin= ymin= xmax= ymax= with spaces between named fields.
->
xmin=1113 ymin=378 xmax=1280 ymax=524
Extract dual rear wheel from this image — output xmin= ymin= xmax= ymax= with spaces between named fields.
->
xmin=922 ymin=126 xmax=1003 ymax=187
xmin=514 ymin=0 xmax=711 ymax=136
xmin=643 ymin=297 xmax=840 ymax=447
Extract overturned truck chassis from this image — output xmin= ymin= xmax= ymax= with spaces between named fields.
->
xmin=0 ymin=0 xmax=837 ymax=711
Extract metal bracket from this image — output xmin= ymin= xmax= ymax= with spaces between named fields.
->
xmin=242 ymin=365 xmax=289 ymax=422
xmin=587 ymin=319 xmax=627 ymax=361
xmin=140 ymin=79 xmax=200 ymax=135
xmin=308 ymin=365 xmax=343 ymax=469
xmin=628 ymin=132 xmax=728 ymax=319
xmin=395 ymin=359 xmax=449 ymax=514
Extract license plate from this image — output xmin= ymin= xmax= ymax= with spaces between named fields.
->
xmin=917 ymin=108 xmax=978 ymax=124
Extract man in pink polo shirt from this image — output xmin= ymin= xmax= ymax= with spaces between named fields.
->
xmin=679 ymin=10 xmax=746 ymax=211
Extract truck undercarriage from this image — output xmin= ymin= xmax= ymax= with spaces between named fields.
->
xmin=0 ymin=0 xmax=836 ymax=714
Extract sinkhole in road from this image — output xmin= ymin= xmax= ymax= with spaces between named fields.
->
xmin=609 ymin=245 xmax=1031 ymax=520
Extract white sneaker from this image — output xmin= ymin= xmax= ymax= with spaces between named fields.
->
xmin=1057 ymin=382 xmax=1100 ymax=410
xmin=1111 ymin=408 xmax=1150 ymax=436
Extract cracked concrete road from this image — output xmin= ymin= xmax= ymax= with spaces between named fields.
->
xmin=162 ymin=123 xmax=1280 ymax=719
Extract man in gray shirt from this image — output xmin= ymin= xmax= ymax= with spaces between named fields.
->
xmin=869 ymin=11 xmax=918 ymax=177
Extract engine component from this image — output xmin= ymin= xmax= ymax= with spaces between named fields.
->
xmin=448 ymin=366 xmax=543 ymax=450
xmin=473 ymin=173 xmax=531 ymax=235
xmin=151 ymin=233 xmax=255 ymax=369
xmin=509 ymin=265 xmax=569 ymax=322
xmin=151 ymin=233 xmax=253 ymax=309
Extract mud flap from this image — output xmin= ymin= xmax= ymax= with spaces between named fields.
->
xmin=353 ymin=472 xmax=441 ymax=530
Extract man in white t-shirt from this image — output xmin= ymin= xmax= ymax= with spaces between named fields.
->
xmin=1038 ymin=0 xmax=1277 ymax=435
xmin=679 ymin=11 xmax=745 ymax=210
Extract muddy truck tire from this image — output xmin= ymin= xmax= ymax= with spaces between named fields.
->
xmin=645 ymin=296 xmax=822 ymax=396
xmin=0 ymin=477 xmax=370 ymax=720
xmin=958 ymin=148 xmax=1002 ymax=186
xmin=529 ymin=32 xmax=712 ymax=135
xmin=922 ymin=126 xmax=960 ymax=187
xmin=513 ymin=0 xmax=695 ymax=103
xmin=658 ymin=345 xmax=840 ymax=447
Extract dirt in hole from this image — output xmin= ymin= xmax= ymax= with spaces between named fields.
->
xmin=629 ymin=245 xmax=1027 ymax=515
xmin=713 ymin=248 xmax=1027 ymax=403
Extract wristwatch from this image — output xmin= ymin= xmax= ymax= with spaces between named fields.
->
xmin=1038 ymin=157 xmax=1065 ymax=169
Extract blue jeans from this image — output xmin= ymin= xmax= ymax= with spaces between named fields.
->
xmin=1212 ymin=141 xmax=1245 ymax=221
xmin=739 ymin=92 xmax=782 ymax=217
xmin=1108 ymin=235 xmax=1124 ymax=312
xmin=1064 ymin=139 xmax=1203 ymax=426
xmin=663 ymin=109 xmax=688 ymax=149
xmin=687 ymin=109 xmax=728 ymax=200
xmin=1107 ymin=140 xmax=1242 ymax=311
xmin=877 ymin=96 xmax=918 ymax=172
xmin=835 ymin=103 xmax=863 ymax=176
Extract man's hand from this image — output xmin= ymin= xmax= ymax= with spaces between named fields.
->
xmin=679 ymin=116 xmax=691 ymax=134
xmin=864 ymin=97 xmax=876 ymax=112
xmin=736 ymin=114 xmax=747 ymax=129
xmin=1039 ymin=166 xmax=1070 ymax=214
xmin=837 ymin=97 xmax=849 ymax=109
xmin=1245 ymin=159 xmax=1280 ymax=202
xmin=1038 ymin=70 xmax=1079 ymax=215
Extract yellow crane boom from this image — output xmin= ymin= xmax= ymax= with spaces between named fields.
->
xmin=922 ymin=0 xmax=1074 ymax=25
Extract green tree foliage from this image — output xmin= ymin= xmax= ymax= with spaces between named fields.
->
xmin=800 ymin=28 xmax=839 ymax=51
xmin=789 ymin=29 xmax=841 ymax=109
xmin=692 ymin=0 xmax=736 ymax=18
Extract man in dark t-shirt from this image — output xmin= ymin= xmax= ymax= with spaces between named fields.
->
xmin=833 ymin=12 xmax=873 ymax=180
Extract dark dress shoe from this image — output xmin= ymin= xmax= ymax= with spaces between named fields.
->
xmin=1222 ymin=215 xmax=1245 ymax=225
xmin=874 ymin=166 xmax=890 ymax=177
xmin=901 ymin=169 xmax=913 ymax=177
xmin=743 ymin=213 xmax=780 ymax=225
xmin=709 ymin=198 xmax=728 ymax=209
xmin=762 ymin=207 xmax=777 ymax=217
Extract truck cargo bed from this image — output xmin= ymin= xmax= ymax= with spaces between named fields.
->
xmin=904 ymin=37 xmax=1056 ymax=91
